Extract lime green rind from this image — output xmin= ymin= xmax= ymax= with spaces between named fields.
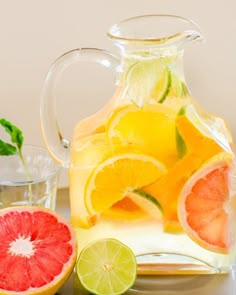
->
xmin=176 ymin=106 xmax=188 ymax=158
xmin=178 ymin=105 xmax=187 ymax=116
xmin=176 ymin=128 xmax=187 ymax=158
xmin=133 ymin=188 xmax=163 ymax=212
xmin=76 ymin=238 xmax=137 ymax=295
xmin=158 ymin=68 xmax=172 ymax=103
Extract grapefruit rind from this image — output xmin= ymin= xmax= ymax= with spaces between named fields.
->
xmin=178 ymin=152 xmax=234 ymax=253
xmin=0 ymin=206 xmax=77 ymax=295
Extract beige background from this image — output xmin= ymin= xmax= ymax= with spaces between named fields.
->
xmin=1 ymin=0 xmax=235 ymax=186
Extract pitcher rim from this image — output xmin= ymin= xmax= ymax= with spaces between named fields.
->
xmin=107 ymin=14 xmax=203 ymax=45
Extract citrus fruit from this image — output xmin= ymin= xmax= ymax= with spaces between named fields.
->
xmin=176 ymin=104 xmax=233 ymax=154
xmin=70 ymin=133 xmax=151 ymax=227
xmin=123 ymin=54 xmax=190 ymax=105
xmin=143 ymin=104 xmax=225 ymax=229
xmin=178 ymin=152 xmax=234 ymax=253
xmin=168 ymin=73 xmax=189 ymax=98
xmin=124 ymin=58 xmax=172 ymax=104
xmin=0 ymin=206 xmax=77 ymax=295
xmin=104 ymin=190 xmax=163 ymax=221
xmin=76 ymin=238 xmax=137 ymax=295
xmin=70 ymin=133 xmax=112 ymax=228
xmin=84 ymin=152 xmax=166 ymax=217
xmin=150 ymin=67 xmax=172 ymax=103
xmin=107 ymin=104 xmax=178 ymax=167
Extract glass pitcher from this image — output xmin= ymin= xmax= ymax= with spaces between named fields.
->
xmin=40 ymin=15 xmax=236 ymax=274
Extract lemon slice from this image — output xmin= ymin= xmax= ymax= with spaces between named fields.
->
xmin=76 ymin=238 xmax=137 ymax=295
xmin=84 ymin=152 xmax=166 ymax=216
xmin=107 ymin=104 xmax=178 ymax=167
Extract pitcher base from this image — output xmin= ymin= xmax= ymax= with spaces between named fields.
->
xmin=136 ymin=253 xmax=230 ymax=275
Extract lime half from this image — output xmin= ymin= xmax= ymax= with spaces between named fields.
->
xmin=76 ymin=238 xmax=137 ymax=295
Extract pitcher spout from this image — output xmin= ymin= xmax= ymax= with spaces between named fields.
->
xmin=176 ymin=29 xmax=204 ymax=49
xmin=108 ymin=14 xmax=204 ymax=50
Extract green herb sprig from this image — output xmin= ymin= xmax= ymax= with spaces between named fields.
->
xmin=0 ymin=118 xmax=23 ymax=154
xmin=0 ymin=118 xmax=33 ymax=202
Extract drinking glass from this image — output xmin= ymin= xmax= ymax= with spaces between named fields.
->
xmin=0 ymin=145 xmax=60 ymax=210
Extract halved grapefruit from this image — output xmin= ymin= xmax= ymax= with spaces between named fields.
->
xmin=0 ymin=206 xmax=77 ymax=295
xmin=178 ymin=152 xmax=235 ymax=253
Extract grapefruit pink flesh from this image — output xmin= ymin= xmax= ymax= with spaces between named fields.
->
xmin=178 ymin=154 xmax=234 ymax=253
xmin=0 ymin=207 xmax=77 ymax=294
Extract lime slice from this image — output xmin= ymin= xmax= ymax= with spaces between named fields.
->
xmin=150 ymin=67 xmax=171 ymax=103
xmin=176 ymin=106 xmax=187 ymax=158
xmin=76 ymin=238 xmax=137 ymax=295
xmin=133 ymin=188 xmax=163 ymax=213
xmin=125 ymin=59 xmax=171 ymax=105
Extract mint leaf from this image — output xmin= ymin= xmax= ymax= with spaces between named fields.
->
xmin=0 ymin=118 xmax=24 ymax=150
xmin=0 ymin=140 xmax=18 ymax=156
xmin=0 ymin=118 xmax=33 ymax=203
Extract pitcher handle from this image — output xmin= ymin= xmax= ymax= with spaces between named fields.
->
xmin=40 ymin=48 xmax=120 ymax=167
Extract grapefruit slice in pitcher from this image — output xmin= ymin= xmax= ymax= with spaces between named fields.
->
xmin=178 ymin=152 xmax=235 ymax=253
xmin=0 ymin=206 xmax=77 ymax=295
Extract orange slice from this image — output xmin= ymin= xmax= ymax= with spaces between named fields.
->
xmin=178 ymin=152 xmax=234 ymax=253
xmin=84 ymin=152 xmax=166 ymax=217
xmin=143 ymin=105 xmax=225 ymax=229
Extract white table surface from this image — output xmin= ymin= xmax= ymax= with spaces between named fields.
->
xmin=56 ymin=188 xmax=236 ymax=295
